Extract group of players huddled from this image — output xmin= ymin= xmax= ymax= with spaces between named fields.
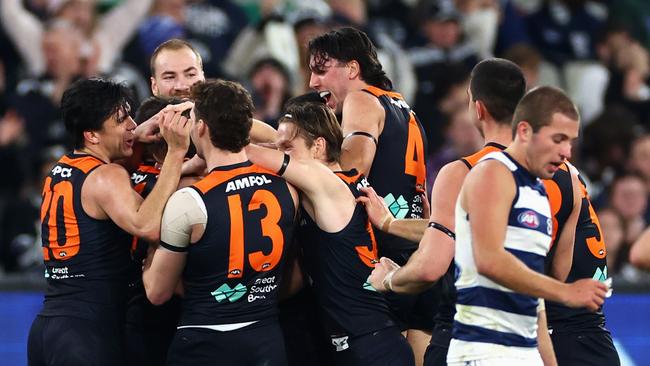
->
xmin=28 ymin=27 xmax=620 ymax=366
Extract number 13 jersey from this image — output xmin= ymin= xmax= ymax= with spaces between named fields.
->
xmin=176 ymin=161 xmax=296 ymax=326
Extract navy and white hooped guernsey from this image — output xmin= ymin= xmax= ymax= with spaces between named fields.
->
xmin=447 ymin=151 xmax=552 ymax=363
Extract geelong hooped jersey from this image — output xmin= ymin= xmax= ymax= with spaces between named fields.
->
xmin=40 ymin=153 xmax=132 ymax=319
xmin=300 ymin=169 xmax=395 ymax=337
xmin=180 ymin=161 xmax=296 ymax=326
xmin=545 ymin=162 xmax=609 ymax=331
xmin=362 ymin=86 xmax=427 ymax=260
xmin=434 ymin=143 xmax=507 ymax=329
xmin=449 ymin=151 xmax=552 ymax=362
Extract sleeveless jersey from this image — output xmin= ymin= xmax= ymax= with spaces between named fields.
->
xmin=179 ymin=161 xmax=296 ymax=326
xmin=545 ymin=162 xmax=609 ymax=331
xmin=434 ymin=143 xmax=507 ymax=329
xmin=449 ymin=151 xmax=552 ymax=362
xmin=128 ymin=162 xmax=160 ymax=282
xmin=300 ymin=169 xmax=395 ymax=338
xmin=40 ymin=153 xmax=132 ymax=320
xmin=362 ymin=86 xmax=428 ymax=261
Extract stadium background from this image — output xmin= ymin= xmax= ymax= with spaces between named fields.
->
xmin=2 ymin=0 xmax=650 ymax=365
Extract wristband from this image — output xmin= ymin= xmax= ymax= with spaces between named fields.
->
xmin=381 ymin=214 xmax=394 ymax=232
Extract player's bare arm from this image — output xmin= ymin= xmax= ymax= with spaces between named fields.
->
xmin=548 ymin=169 xmax=582 ymax=281
xmin=82 ymin=105 xmax=191 ymax=242
xmin=537 ymin=306 xmax=558 ymax=366
xmin=251 ymin=118 xmax=278 ymax=144
xmin=630 ymin=226 xmax=650 ymax=270
xmin=356 ymin=186 xmax=427 ymax=242
xmin=368 ymin=160 xmax=466 ymax=293
xmin=465 ymin=160 xmax=607 ymax=311
xmin=143 ymin=187 xmax=206 ymax=305
xmin=246 ymin=143 xmax=355 ymax=233
xmin=339 ymin=90 xmax=383 ymax=175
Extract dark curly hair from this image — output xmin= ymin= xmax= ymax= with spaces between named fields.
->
xmin=61 ymin=78 xmax=134 ymax=149
xmin=190 ymin=79 xmax=253 ymax=153
xmin=308 ymin=27 xmax=393 ymax=90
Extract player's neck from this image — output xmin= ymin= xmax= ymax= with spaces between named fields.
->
xmin=75 ymin=145 xmax=110 ymax=163
xmin=483 ymin=120 xmax=513 ymax=148
xmin=503 ymin=143 xmax=530 ymax=172
xmin=204 ymin=148 xmax=248 ymax=171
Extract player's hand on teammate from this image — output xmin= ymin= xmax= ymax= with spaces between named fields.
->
xmin=160 ymin=102 xmax=193 ymax=154
xmin=134 ymin=111 xmax=164 ymax=144
xmin=357 ymin=186 xmax=394 ymax=232
xmin=368 ymin=257 xmax=400 ymax=292
xmin=562 ymin=278 xmax=608 ymax=311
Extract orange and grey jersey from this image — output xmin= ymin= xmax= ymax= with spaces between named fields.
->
xmin=300 ymin=169 xmax=395 ymax=338
xmin=434 ymin=142 xmax=507 ymax=328
xmin=177 ymin=161 xmax=296 ymax=326
xmin=362 ymin=86 xmax=428 ymax=259
xmin=40 ymin=153 xmax=132 ymax=320
xmin=545 ymin=162 xmax=608 ymax=331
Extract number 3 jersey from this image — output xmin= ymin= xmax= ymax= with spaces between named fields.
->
xmin=40 ymin=153 xmax=132 ymax=320
xmin=300 ymin=170 xmax=395 ymax=338
xmin=168 ymin=161 xmax=296 ymax=326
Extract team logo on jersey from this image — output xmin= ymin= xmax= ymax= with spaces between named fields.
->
xmin=518 ymin=210 xmax=540 ymax=229
xmin=383 ymin=193 xmax=409 ymax=219
xmin=331 ymin=335 xmax=350 ymax=352
xmin=211 ymin=283 xmax=247 ymax=303
xmin=362 ymin=281 xmax=377 ymax=292
xmin=547 ymin=218 xmax=553 ymax=236
xmin=592 ymin=266 xmax=608 ymax=282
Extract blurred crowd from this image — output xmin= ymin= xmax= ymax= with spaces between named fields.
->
xmin=1 ymin=0 xmax=650 ymax=286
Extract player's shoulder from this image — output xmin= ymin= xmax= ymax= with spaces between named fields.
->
xmin=346 ymin=89 xmax=383 ymax=110
xmin=86 ymin=163 xmax=130 ymax=186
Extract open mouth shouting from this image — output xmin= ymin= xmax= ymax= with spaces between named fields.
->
xmin=319 ymin=91 xmax=336 ymax=110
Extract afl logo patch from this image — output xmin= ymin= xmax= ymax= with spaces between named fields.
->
xmin=518 ymin=210 xmax=540 ymax=229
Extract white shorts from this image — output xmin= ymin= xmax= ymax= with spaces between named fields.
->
xmin=448 ymin=354 xmax=543 ymax=366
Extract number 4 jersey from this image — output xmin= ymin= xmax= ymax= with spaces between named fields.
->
xmin=40 ymin=153 xmax=132 ymax=320
xmin=362 ymin=86 xmax=427 ymax=261
xmin=161 ymin=161 xmax=296 ymax=326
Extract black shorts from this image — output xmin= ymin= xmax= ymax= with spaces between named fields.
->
xmin=124 ymin=293 xmax=181 ymax=366
xmin=331 ymin=326 xmax=415 ymax=366
xmin=385 ymin=287 xmax=438 ymax=331
xmin=28 ymin=315 xmax=125 ymax=366
xmin=550 ymin=329 xmax=620 ymax=366
xmin=279 ymin=287 xmax=332 ymax=365
xmin=166 ymin=318 xmax=287 ymax=366
xmin=423 ymin=324 xmax=452 ymax=366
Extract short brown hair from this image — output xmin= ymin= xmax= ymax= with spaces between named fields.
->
xmin=512 ymin=86 xmax=579 ymax=135
xmin=191 ymin=79 xmax=253 ymax=153
xmin=279 ymin=102 xmax=343 ymax=163
xmin=150 ymin=39 xmax=203 ymax=76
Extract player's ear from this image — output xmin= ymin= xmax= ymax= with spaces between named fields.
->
xmin=347 ymin=60 xmax=360 ymax=80
xmin=475 ymin=100 xmax=485 ymax=121
xmin=313 ymin=136 xmax=327 ymax=158
xmin=84 ymin=130 xmax=100 ymax=145
xmin=515 ymin=120 xmax=533 ymax=142
xmin=150 ymin=76 xmax=158 ymax=96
